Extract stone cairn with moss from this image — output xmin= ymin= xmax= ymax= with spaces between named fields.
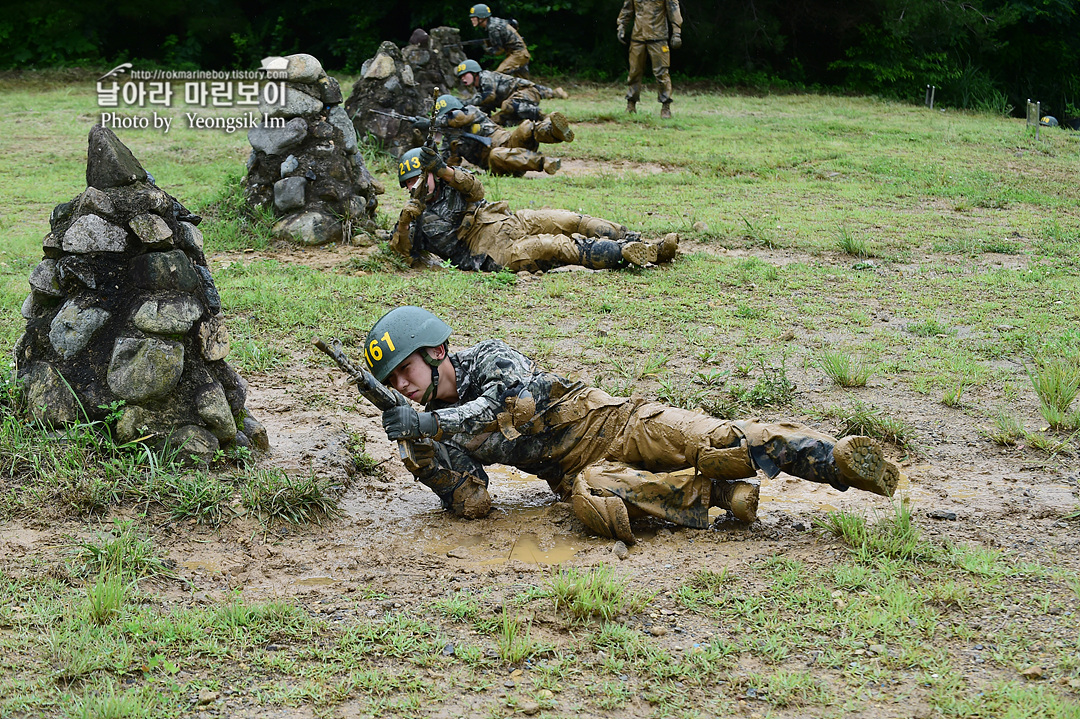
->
xmin=343 ymin=28 xmax=467 ymax=159
xmin=245 ymin=53 xmax=384 ymax=246
xmin=15 ymin=125 xmax=267 ymax=463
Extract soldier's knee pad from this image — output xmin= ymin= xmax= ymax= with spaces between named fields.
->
xmin=571 ymin=483 xmax=635 ymax=544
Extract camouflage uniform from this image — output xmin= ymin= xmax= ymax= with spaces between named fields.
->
xmin=484 ymin=17 xmax=531 ymax=75
xmin=618 ymin=0 xmax=682 ymax=106
xmin=466 ymin=70 xmax=565 ymax=125
xmin=436 ymin=103 xmax=568 ymax=176
xmin=389 ymin=167 xmax=676 ymax=272
xmin=405 ymin=340 xmax=896 ymax=542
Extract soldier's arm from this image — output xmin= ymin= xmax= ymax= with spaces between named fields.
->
xmin=389 ymin=201 xmax=421 ymax=257
xmin=439 ymin=166 xmax=485 ymax=203
xmin=431 ymin=340 xmax=535 ymax=436
xmin=617 ymin=0 xmax=635 ymax=37
xmin=667 ymin=0 xmax=683 ymax=33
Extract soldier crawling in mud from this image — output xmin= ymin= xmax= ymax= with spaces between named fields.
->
xmin=468 ymin=3 xmax=531 ymax=76
xmin=432 ymin=94 xmax=573 ymax=177
xmin=392 ymin=145 xmax=678 ymax=272
xmin=362 ymin=307 xmax=902 ymax=544
xmin=454 ymin=59 xmax=568 ymax=126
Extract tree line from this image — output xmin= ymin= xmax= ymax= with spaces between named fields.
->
xmin=3 ymin=0 xmax=1078 ymax=118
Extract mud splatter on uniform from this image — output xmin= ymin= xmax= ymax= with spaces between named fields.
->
xmin=466 ymin=70 xmax=562 ymax=123
xmin=484 ymin=17 xmax=531 ymax=75
xmin=618 ymin=0 xmax=682 ymax=105
xmin=435 ymin=104 xmax=564 ymax=176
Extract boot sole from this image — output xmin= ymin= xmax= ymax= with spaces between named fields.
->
xmin=834 ymin=436 xmax=899 ymax=497
xmin=548 ymin=112 xmax=574 ymax=143
xmin=728 ymin=483 xmax=759 ymax=523
xmin=621 ymin=241 xmax=657 ymax=266
xmin=543 ymin=157 xmax=561 ymax=175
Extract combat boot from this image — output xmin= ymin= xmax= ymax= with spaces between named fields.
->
xmin=534 ymin=112 xmax=574 ymax=143
xmin=654 ymin=232 xmax=679 ymax=263
xmin=710 ymin=479 xmax=760 ymax=523
xmin=626 ymin=99 xmax=637 ymax=114
xmin=660 ymin=101 xmax=672 ymax=119
xmin=576 ymin=236 xmax=627 ymax=269
xmin=832 ymin=436 xmax=900 ymax=497
xmin=542 ymin=157 xmax=561 ymax=175
xmin=620 ymin=240 xmax=657 ymax=267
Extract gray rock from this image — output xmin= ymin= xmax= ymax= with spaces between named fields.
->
xmin=232 ymin=430 xmax=252 ymax=449
xmin=196 ymin=382 xmax=237 ymax=441
xmin=132 ymin=295 xmax=204 ymax=335
xmin=243 ymin=415 xmax=270 ymax=450
xmin=23 ymin=362 xmax=80 ymax=426
xmin=280 ymin=155 xmax=300 ymax=176
xmin=260 ymin=88 xmax=323 ymax=119
xmin=272 ymin=210 xmax=342 ymax=245
xmin=248 ymin=118 xmax=308 ymax=156
xmin=319 ymin=76 xmax=343 ymax=105
xmin=62 ymin=214 xmax=128 ymax=254
xmin=57 ymin=255 xmax=98 ymax=290
xmin=132 ymin=250 xmax=200 ymax=292
xmin=107 ymin=336 xmax=185 ymax=402
xmin=246 ymin=150 xmax=257 ymax=171
xmin=175 ymin=221 xmax=204 ymax=253
xmin=129 ymin=213 xmax=174 ymax=248
xmin=169 ymin=424 xmax=219 ymax=465
xmin=50 ymin=200 xmax=75 ymax=233
xmin=21 ymin=293 xmax=38 ymax=319
xmin=401 ymin=65 xmax=416 ymax=86
xmin=285 ymin=53 xmax=325 ymax=83
xmin=49 ymin=300 xmax=111 ymax=359
xmin=28 ymin=259 xmax=61 ymax=297
xmin=195 ymin=265 xmax=221 ymax=313
xmin=219 ymin=363 xmax=248 ymax=415
xmin=85 ymin=124 xmax=148 ymax=189
xmin=115 ymin=404 xmax=153 ymax=443
xmin=273 ymin=176 xmax=308 ymax=213
xmin=76 ymin=186 xmax=116 ymax=219
xmin=613 ymin=541 xmax=629 ymax=560
xmin=328 ymin=105 xmax=358 ymax=154
xmin=364 ymin=53 xmax=396 ymax=80
xmin=42 ymin=232 xmax=62 ymax=258
xmin=198 ymin=314 xmax=231 ymax=361
xmin=383 ymin=76 xmax=402 ymax=94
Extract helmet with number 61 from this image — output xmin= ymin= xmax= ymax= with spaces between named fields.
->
xmin=364 ymin=306 xmax=452 ymax=382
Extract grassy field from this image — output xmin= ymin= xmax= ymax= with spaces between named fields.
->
xmin=0 ymin=74 xmax=1079 ymax=718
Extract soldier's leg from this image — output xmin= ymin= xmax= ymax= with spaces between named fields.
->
xmin=485 ymin=147 xmax=545 ymax=176
xmin=496 ymin=49 xmax=531 ymax=75
xmin=507 ymin=121 xmax=539 ymax=151
xmin=512 ymin=209 xmax=625 ymax=239
xmin=408 ymin=440 xmax=492 ymax=519
xmin=626 ymin=42 xmax=646 ymax=109
xmin=537 ymin=84 xmax=569 ymax=100
xmin=533 ymin=112 xmax=574 ymax=143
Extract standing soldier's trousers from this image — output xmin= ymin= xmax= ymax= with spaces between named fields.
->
xmin=626 ymin=40 xmax=673 ymax=104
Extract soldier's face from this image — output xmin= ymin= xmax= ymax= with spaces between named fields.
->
xmin=385 ymin=347 xmax=447 ymax=403
xmin=470 ymin=17 xmax=480 ymax=27
xmin=461 ymin=72 xmax=476 ymax=87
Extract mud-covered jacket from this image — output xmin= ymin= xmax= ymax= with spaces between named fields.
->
xmin=618 ymin=0 xmax=682 ymax=43
xmin=485 ymin=17 xmax=527 ymax=55
xmin=466 ymin=70 xmax=534 ymax=111
xmin=392 ymin=167 xmax=498 ymax=271
xmin=431 ymin=340 xmax=604 ymax=481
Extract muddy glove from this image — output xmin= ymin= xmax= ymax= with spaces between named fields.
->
xmin=418 ymin=145 xmax=446 ymax=174
xmin=670 ymin=31 xmax=682 ymax=49
xmin=383 ymin=406 xmax=440 ymax=440
xmin=398 ymin=199 xmax=423 ymax=224
xmin=617 ymin=27 xmax=627 ymax=44
xmin=412 ymin=117 xmax=430 ymax=133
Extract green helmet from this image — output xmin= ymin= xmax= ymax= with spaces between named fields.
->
xmin=398 ymin=148 xmax=426 ymax=187
xmin=434 ymin=93 xmax=464 ymax=119
xmin=364 ymin=306 xmax=452 ymax=382
xmin=454 ymin=59 xmax=482 ymax=78
xmin=469 ymin=3 xmax=492 ymax=19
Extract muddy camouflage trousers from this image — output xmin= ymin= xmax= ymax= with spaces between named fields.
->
xmin=405 ymin=389 xmax=859 ymax=533
xmin=480 ymin=118 xmax=568 ymax=175
xmin=627 ymin=40 xmax=673 ymax=104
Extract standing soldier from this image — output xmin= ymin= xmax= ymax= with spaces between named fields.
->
xmin=617 ymin=0 xmax=682 ymax=118
xmin=455 ymin=59 xmax=568 ymax=126
xmin=469 ymin=4 xmax=531 ymax=77
xmin=433 ymin=94 xmax=573 ymax=176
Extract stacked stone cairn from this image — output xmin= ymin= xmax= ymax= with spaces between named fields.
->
xmin=344 ymin=28 xmax=467 ymax=159
xmin=245 ymin=53 xmax=383 ymax=246
xmin=16 ymin=125 xmax=267 ymax=463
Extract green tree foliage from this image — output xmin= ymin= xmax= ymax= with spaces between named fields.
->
xmin=2 ymin=0 xmax=1077 ymax=119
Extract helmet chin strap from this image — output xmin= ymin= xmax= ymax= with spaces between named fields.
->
xmin=418 ymin=344 xmax=446 ymax=410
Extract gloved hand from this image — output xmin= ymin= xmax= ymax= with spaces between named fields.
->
xmin=399 ymin=199 xmax=423 ymax=224
xmin=617 ymin=27 xmax=627 ymax=45
xmin=412 ymin=117 xmax=430 ymax=133
xmin=382 ymin=406 xmax=440 ymax=440
xmin=670 ymin=31 xmax=682 ymax=49
xmin=419 ymin=145 xmax=446 ymax=174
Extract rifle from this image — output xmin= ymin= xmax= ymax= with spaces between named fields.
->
xmin=369 ymin=108 xmax=422 ymax=124
xmin=411 ymin=86 xmax=442 ymax=202
xmin=444 ymin=38 xmax=488 ymax=49
xmin=314 ymin=338 xmax=427 ymax=475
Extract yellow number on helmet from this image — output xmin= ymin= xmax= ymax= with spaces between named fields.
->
xmin=368 ymin=340 xmax=383 ymax=362
xmin=410 ymin=156 xmax=421 ymax=169
xmin=398 ymin=161 xmax=406 ymax=175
